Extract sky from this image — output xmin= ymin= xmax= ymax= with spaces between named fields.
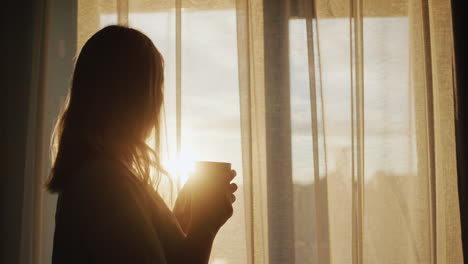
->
xmin=100 ymin=11 xmax=416 ymax=185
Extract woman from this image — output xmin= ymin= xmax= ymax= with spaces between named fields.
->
xmin=47 ymin=25 xmax=237 ymax=263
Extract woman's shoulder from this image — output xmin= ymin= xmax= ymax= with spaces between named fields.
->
xmin=61 ymin=155 xmax=142 ymax=204
xmin=69 ymin=155 xmax=131 ymax=186
xmin=79 ymin=155 xmax=131 ymax=178
xmin=58 ymin=155 xmax=152 ymax=225
xmin=53 ymin=156 xmax=168 ymax=263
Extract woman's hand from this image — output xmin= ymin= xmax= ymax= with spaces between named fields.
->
xmin=172 ymin=170 xmax=237 ymax=264
xmin=189 ymin=169 xmax=238 ymax=236
xmin=173 ymin=170 xmax=238 ymax=236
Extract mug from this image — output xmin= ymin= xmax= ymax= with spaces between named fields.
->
xmin=194 ymin=161 xmax=232 ymax=184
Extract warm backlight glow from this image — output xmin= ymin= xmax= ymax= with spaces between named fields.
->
xmin=164 ymin=148 xmax=196 ymax=187
xmin=146 ymin=134 xmax=196 ymax=188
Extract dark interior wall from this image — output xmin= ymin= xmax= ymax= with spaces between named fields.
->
xmin=40 ymin=0 xmax=77 ymax=261
xmin=452 ymin=0 xmax=468 ymax=259
xmin=4 ymin=1 xmax=37 ymax=263
xmin=4 ymin=0 xmax=77 ymax=262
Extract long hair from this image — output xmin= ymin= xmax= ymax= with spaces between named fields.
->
xmin=47 ymin=25 xmax=166 ymax=192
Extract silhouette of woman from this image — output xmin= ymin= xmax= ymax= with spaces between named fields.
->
xmin=47 ymin=25 xmax=237 ymax=263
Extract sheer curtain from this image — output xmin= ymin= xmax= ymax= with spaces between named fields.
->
xmin=72 ymin=0 xmax=463 ymax=264
xmin=237 ymin=0 xmax=462 ymax=263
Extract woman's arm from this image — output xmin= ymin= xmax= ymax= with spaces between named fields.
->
xmin=170 ymin=184 xmax=216 ymax=263
xmin=171 ymin=170 xmax=238 ymax=264
xmin=180 ymin=223 xmax=217 ymax=263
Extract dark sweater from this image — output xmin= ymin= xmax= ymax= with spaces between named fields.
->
xmin=51 ymin=157 xmax=184 ymax=263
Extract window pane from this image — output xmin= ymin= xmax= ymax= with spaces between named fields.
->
xmin=120 ymin=8 xmax=247 ymax=264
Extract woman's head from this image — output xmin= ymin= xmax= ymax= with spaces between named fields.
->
xmin=47 ymin=25 xmax=165 ymax=192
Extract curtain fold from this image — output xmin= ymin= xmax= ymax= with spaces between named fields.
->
xmin=262 ymin=0 xmax=296 ymax=263
xmin=20 ymin=1 xmax=77 ymax=264
xmin=20 ymin=0 xmax=51 ymax=263
xmin=304 ymin=0 xmax=331 ymax=263
xmin=426 ymin=0 xmax=462 ymax=262
xmin=236 ymin=0 xmax=269 ymax=263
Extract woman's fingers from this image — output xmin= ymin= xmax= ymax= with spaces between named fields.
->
xmin=229 ymin=183 xmax=238 ymax=193
xmin=226 ymin=183 xmax=237 ymax=204
xmin=226 ymin=193 xmax=236 ymax=204
xmin=230 ymin=194 xmax=236 ymax=203
xmin=228 ymin=169 xmax=237 ymax=181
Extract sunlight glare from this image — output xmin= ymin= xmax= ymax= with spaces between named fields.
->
xmin=146 ymin=134 xmax=196 ymax=188
xmin=165 ymin=147 xmax=196 ymax=187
